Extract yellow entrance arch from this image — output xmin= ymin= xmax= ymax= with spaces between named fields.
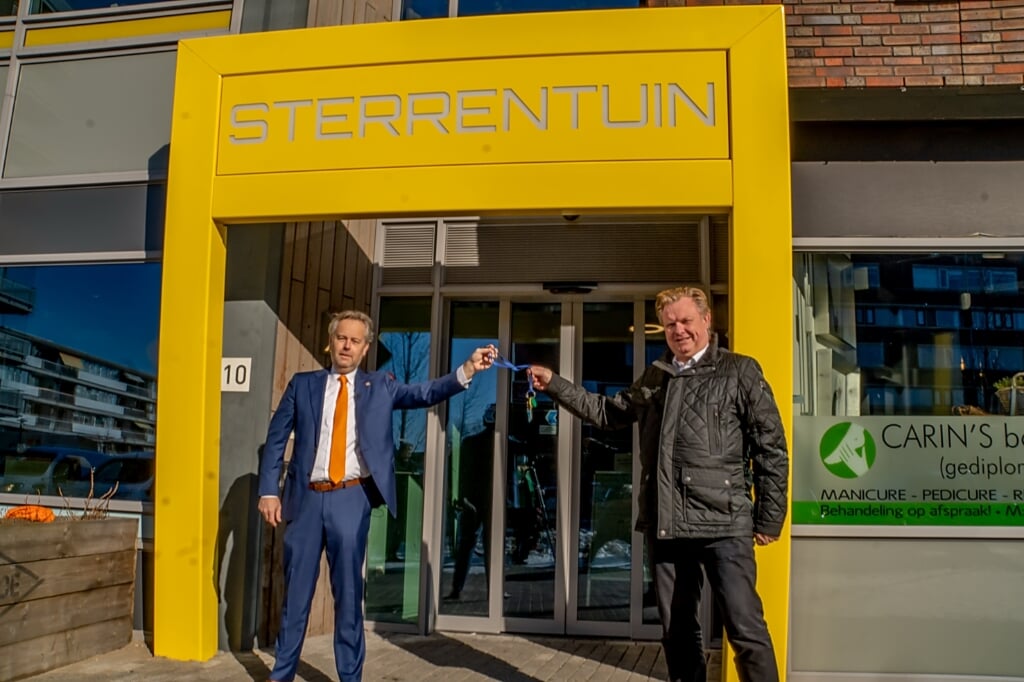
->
xmin=155 ymin=6 xmax=792 ymax=678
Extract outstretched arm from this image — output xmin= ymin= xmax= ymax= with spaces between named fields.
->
xmin=528 ymin=365 xmax=639 ymax=430
xmin=393 ymin=344 xmax=498 ymax=409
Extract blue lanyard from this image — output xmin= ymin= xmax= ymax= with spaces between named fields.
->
xmin=492 ymin=353 xmax=538 ymax=422
xmin=491 ymin=354 xmax=529 ymax=371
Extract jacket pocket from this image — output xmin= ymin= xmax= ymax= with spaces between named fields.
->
xmin=680 ymin=468 xmax=732 ymax=525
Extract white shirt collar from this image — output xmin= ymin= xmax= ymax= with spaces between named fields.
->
xmin=330 ymin=367 xmax=358 ymax=382
xmin=672 ymin=343 xmax=709 ymax=372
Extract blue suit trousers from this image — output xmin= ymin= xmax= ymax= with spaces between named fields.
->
xmin=270 ymin=485 xmax=371 ymax=682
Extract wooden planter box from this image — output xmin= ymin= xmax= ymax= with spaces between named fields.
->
xmin=0 ymin=516 xmax=138 ymax=681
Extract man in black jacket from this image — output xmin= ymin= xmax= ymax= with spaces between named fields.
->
xmin=529 ymin=286 xmax=788 ymax=682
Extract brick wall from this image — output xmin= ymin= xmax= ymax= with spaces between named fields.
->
xmin=644 ymin=0 xmax=1024 ymax=88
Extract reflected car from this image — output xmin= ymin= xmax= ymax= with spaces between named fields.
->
xmin=60 ymin=451 xmax=154 ymax=501
xmin=0 ymin=446 xmax=110 ymax=497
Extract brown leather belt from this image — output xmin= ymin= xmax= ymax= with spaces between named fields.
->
xmin=309 ymin=478 xmax=364 ymax=492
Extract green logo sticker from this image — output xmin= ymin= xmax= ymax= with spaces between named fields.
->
xmin=820 ymin=422 xmax=876 ymax=479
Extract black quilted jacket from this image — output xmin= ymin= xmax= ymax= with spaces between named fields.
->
xmin=545 ymin=337 xmax=788 ymax=540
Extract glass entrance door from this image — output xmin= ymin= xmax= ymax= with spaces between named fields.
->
xmin=436 ymin=297 xmax=661 ymax=639
xmin=571 ymin=302 xmax=636 ymax=632
xmin=503 ymin=302 xmax=563 ymax=630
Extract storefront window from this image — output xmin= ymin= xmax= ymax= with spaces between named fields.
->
xmin=365 ymin=297 xmax=432 ymax=624
xmin=791 ymin=252 xmax=1024 ymax=678
xmin=0 ymin=263 xmax=159 ymax=503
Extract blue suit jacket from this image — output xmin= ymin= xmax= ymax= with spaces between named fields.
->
xmin=258 ymin=367 xmax=465 ymax=519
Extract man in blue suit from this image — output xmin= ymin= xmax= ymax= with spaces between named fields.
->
xmin=258 ymin=310 xmax=496 ymax=682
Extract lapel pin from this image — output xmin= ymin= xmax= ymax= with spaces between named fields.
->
xmin=364 ymin=381 xmax=371 ymax=387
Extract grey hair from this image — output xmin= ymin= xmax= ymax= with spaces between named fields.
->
xmin=327 ymin=310 xmax=376 ymax=344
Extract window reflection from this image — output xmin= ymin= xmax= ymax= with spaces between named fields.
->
xmin=576 ymin=302 xmax=633 ymax=623
xmin=504 ymin=302 xmax=559 ymax=619
xmin=401 ymin=0 xmax=447 ymax=20
xmin=0 ymin=263 xmax=159 ymax=501
xmin=365 ymin=297 xmax=432 ymax=624
xmin=402 ymin=0 xmax=639 ymax=19
xmin=30 ymin=0 xmax=167 ymax=13
xmin=459 ymin=0 xmax=638 ymax=17
xmin=794 ymin=253 xmax=1024 ymax=416
xmin=441 ymin=301 xmax=499 ymax=617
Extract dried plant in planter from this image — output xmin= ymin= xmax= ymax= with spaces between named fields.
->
xmin=58 ymin=467 xmax=120 ymax=520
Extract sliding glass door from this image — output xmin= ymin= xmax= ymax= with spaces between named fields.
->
xmin=435 ymin=297 xmax=663 ymax=639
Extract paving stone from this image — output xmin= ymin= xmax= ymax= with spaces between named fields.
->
xmin=19 ymin=630 xmax=672 ymax=682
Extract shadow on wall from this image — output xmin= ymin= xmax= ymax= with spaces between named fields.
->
xmin=217 ymin=471 xmax=262 ymax=651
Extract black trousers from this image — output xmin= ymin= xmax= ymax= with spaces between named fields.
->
xmin=649 ymin=535 xmax=779 ymax=682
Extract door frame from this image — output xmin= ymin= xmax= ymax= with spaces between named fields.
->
xmin=154 ymin=7 xmax=792 ymax=666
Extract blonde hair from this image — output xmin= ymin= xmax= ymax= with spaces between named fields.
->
xmin=655 ymin=286 xmax=711 ymax=321
xmin=327 ymin=310 xmax=375 ymax=344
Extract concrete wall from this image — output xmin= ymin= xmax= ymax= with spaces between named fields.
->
xmin=218 ymin=224 xmax=283 ymax=651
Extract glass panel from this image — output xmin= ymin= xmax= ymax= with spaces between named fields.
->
xmin=0 ymin=185 xmax=165 ymax=259
xmin=504 ymin=302 xmax=560 ymax=619
xmin=402 ymin=0 xmax=446 ymax=20
xmin=793 ymin=252 xmax=1024 ymax=420
xmin=641 ymin=299 xmax=665 ymax=625
xmin=791 ymin=537 xmax=1024 ymax=677
xmin=30 ymin=0 xmax=174 ymax=13
xmin=576 ymin=302 xmax=633 ymax=622
xmin=365 ymin=297 xmax=432 ymax=624
xmin=0 ymin=263 xmax=159 ymax=501
xmin=6 ymin=52 xmax=175 ymax=178
xmin=241 ymin=0 xmax=310 ymax=32
xmin=458 ymin=0 xmax=638 ymax=17
xmin=440 ymin=301 xmax=499 ymax=616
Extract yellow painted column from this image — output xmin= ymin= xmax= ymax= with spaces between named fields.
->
xmin=726 ymin=8 xmax=793 ymax=682
xmin=153 ymin=43 xmax=225 ymax=661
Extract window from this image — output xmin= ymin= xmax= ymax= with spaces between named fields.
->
xmin=790 ymin=252 xmax=1024 ymax=679
xmin=364 ymin=297 xmax=432 ymax=624
xmin=0 ymin=263 xmax=159 ymax=501
xmin=240 ymin=0 xmax=310 ymax=33
xmin=401 ymin=0 xmax=639 ymax=20
xmin=30 ymin=0 xmax=184 ymax=14
xmin=6 ymin=52 xmax=175 ymax=178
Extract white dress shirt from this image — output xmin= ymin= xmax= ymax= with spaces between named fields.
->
xmin=672 ymin=343 xmax=709 ymax=373
xmin=310 ymin=368 xmax=365 ymax=483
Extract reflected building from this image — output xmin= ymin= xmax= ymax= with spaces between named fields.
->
xmin=0 ymin=325 xmax=156 ymax=453
xmin=0 ymin=272 xmax=156 ymax=453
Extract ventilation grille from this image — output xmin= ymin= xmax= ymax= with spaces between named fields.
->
xmin=443 ymin=217 xmax=704 ymax=285
xmin=381 ymin=222 xmax=435 ymax=285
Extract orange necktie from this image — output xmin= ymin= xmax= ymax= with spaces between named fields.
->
xmin=329 ymin=375 xmax=348 ymax=484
